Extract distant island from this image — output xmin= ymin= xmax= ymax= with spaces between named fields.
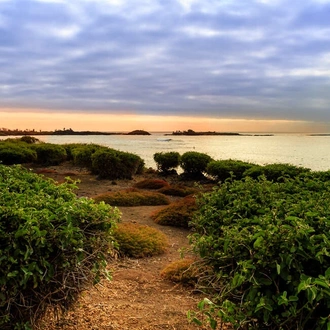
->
xmin=167 ymin=129 xmax=241 ymax=136
xmin=0 ymin=128 xmax=151 ymax=136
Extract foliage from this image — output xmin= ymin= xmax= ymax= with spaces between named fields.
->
xmin=151 ymin=196 xmax=197 ymax=228
xmin=92 ymin=149 xmax=144 ymax=179
xmin=133 ymin=178 xmax=169 ymax=189
xmin=243 ymin=163 xmax=310 ymax=182
xmin=157 ymin=184 xmax=199 ymax=197
xmin=190 ymin=175 xmax=330 ymax=329
xmin=71 ymin=144 xmax=109 ymax=169
xmin=206 ymin=159 xmax=254 ymax=181
xmin=93 ymin=189 xmax=170 ymax=207
xmin=153 ymin=152 xmax=181 ymax=173
xmin=113 ymin=223 xmax=168 ymax=258
xmin=32 ymin=143 xmax=67 ymax=165
xmin=180 ymin=151 xmax=213 ymax=177
xmin=19 ymin=136 xmax=40 ymax=144
xmin=160 ymin=258 xmax=198 ymax=285
xmin=0 ymin=164 xmax=120 ymax=329
xmin=0 ymin=142 xmax=37 ymax=165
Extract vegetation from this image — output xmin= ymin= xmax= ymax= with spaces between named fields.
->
xmin=133 ymin=178 xmax=169 ymax=189
xmin=93 ymin=189 xmax=171 ymax=207
xmin=190 ymin=175 xmax=330 ymax=330
xmin=0 ymin=165 xmax=120 ymax=329
xmin=113 ymin=223 xmax=168 ymax=258
xmin=157 ymin=184 xmax=199 ymax=197
xmin=153 ymin=151 xmax=181 ymax=173
xmin=180 ymin=151 xmax=213 ymax=177
xmin=160 ymin=258 xmax=198 ymax=285
xmin=243 ymin=163 xmax=311 ymax=182
xmin=92 ymin=149 xmax=144 ymax=179
xmin=206 ymin=159 xmax=254 ymax=181
xmin=0 ymin=142 xmax=37 ymax=165
xmin=151 ymin=196 xmax=197 ymax=228
xmin=32 ymin=143 xmax=67 ymax=165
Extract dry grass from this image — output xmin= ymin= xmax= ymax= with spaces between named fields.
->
xmin=160 ymin=258 xmax=198 ymax=286
xmin=93 ymin=189 xmax=171 ymax=206
xmin=113 ymin=222 xmax=168 ymax=258
xmin=133 ymin=178 xmax=169 ymax=189
xmin=158 ymin=184 xmax=199 ymax=197
xmin=151 ymin=196 xmax=198 ymax=228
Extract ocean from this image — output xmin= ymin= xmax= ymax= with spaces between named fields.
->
xmin=9 ymin=132 xmax=328 ymax=172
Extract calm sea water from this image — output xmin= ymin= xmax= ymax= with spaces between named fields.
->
xmin=2 ymin=133 xmax=330 ymax=171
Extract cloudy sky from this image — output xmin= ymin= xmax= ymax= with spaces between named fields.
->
xmin=1 ymin=0 xmax=330 ymax=132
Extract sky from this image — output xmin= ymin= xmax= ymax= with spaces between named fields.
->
xmin=1 ymin=0 xmax=330 ymax=132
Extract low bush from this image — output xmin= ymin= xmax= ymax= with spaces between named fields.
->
xmin=243 ymin=163 xmax=310 ymax=182
xmin=113 ymin=223 xmax=168 ymax=258
xmin=153 ymin=151 xmax=181 ymax=173
xmin=133 ymin=178 xmax=169 ymax=189
xmin=151 ymin=196 xmax=197 ymax=228
xmin=32 ymin=143 xmax=67 ymax=165
xmin=180 ymin=151 xmax=213 ymax=177
xmin=158 ymin=184 xmax=199 ymax=197
xmin=92 ymin=149 xmax=144 ymax=179
xmin=0 ymin=143 xmax=37 ymax=165
xmin=190 ymin=176 xmax=330 ymax=330
xmin=160 ymin=258 xmax=198 ymax=285
xmin=19 ymin=136 xmax=40 ymax=144
xmin=71 ymin=144 xmax=109 ymax=169
xmin=93 ymin=189 xmax=170 ymax=207
xmin=0 ymin=164 xmax=120 ymax=329
xmin=206 ymin=159 xmax=254 ymax=181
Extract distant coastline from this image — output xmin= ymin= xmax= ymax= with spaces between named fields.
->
xmin=0 ymin=128 xmax=151 ymax=136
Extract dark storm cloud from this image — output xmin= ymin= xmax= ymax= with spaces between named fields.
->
xmin=1 ymin=0 xmax=330 ymax=122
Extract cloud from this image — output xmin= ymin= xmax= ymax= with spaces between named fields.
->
xmin=0 ymin=0 xmax=330 ymax=124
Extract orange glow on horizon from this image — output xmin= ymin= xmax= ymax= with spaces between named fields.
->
xmin=0 ymin=110 xmax=328 ymax=133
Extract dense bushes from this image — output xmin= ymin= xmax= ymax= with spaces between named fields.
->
xmin=190 ymin=175 xmax=330 ymax=329
xmin=113 ymin=223 xmax=168 ymax=258
xmin=243 ymin=163 xmax=310 ymax=182
xmin=153 ymin=151 xmax=181 ymax=173
xmin=92 ymin=149 xmax=144 ymax=179
xmin=0 ymin=165 xmax=120 ymax=329
xmin=0 ymin=143 xmax=37 ymax=165
xmin=206 ymin=159 xmax=253 ymax=181
xmin=180 ymin=151 xmax=213 ymax=177
xmin=32 ymin=143 xmax=67 ymax=165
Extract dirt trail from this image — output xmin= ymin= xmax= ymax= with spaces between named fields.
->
xmin=37 ymin=167 xmax=209 ymax=330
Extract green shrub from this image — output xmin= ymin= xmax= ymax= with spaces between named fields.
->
xmin=206 ymin=159 xmax=254 ymax=181
xmin=133 ymin=178 xmax=169 ymax=189
xmin=93 ymin=189 xmax=170 ymax=206
xmin=190 ymin=176 xmax=330 ymax=329
xmin=0 ymin=165 xmax=120 ymax=329
xmin=151 ymin=196 xmax=197 ymax=228
xmin=158 ymin=184 xmax=199 ymax=197
xmin=32 ymin=143 xmax=67 ymax=165
xmin=0 ymin=143 xmax=37 ymax=165
xmin=243 ymin=163 xmax=310 ymax=182
xmin=180 ymin=151 xmax=213 ymax=177
xmin=92 ymin=149 xmax=144 ymax=179
xmin=113 ymin=223 xmax=168 ymax=258
xmin=19 ymin=136 xmax=40 ymax=144
xmin=153 ymin=152 xmax=181 ymax=173
xmin=71 ymin=144 xmax=109 ymax=169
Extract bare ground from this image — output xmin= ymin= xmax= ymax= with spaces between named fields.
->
xmin=34 ymin=165 xmax=212 ymax=330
